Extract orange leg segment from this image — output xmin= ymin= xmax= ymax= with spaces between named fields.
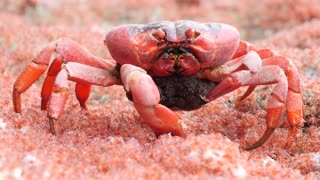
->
xmin=75 ymin=83 xmax=91 ymax=110
xmin=41 ymin=56 xmax=63 ymax=110
xmin=47 ymin=68 xmax=69 ymax=135
xmin=261 ymin=51 xmax=304 ymax=136
xmin=242 ymin=66 xmax=288 ymax=150
xmin=13 ymin=62 xmax=48 ymax=113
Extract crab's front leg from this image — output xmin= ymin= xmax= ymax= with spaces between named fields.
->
xmin=120 ymin=64 xmax=185 ymax=137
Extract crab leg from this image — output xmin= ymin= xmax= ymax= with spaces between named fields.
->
xmin=75 ymin=83 xmax=91 ymax=110
xmin=13 ymin=43 xmax=55 ymax=113
xmin=234 ymin=43 xmax=304 ymax=136
xmin=13 ymin=38 xmax=116 ymax=113
xmin=120 ymin=64 xmax=185 ymax=137
xmin=40 ymin=56 xmax=92 ymax=111
xmin=40 ymin=55 xmax=63 ymax=110
xmin=204 ymin=51 xmax=262 ymax=99
xmin=205 ymin=47 xmax=303 ymax=150
xmin=260 ymin=51 xmax=304 ymax=134
xmin=207 ymin=65 xmax=288 ymax=150
xmin=46 ymin=62 xmax=119 ymax=134
xmin=48 ymin=68 xmax=69 ymax=135
xmin=233 ymin=48 xmax=276 ymax=102
xmin=241 ymin=66 xmax=288 ymax=150
xmin=246 ymin=48 xmax=304 ymax=136
xmin=230 ymin=42 xmax=272 ymax=103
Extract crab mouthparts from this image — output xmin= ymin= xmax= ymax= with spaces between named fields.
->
xmin=167 ymin=47 xmax=190 ymax=71
xmin=151 ymin=47 xmax=201 ymax=76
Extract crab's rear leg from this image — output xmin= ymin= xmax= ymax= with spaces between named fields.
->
xmin=40 ymin=55 xmax=63 ymax=110
xmin=260 ymin=50 xmax=304 ymax=136
xmin=240 ymin=66 xmax=288 ymax=150
xmin=207 ymin=64 xmax=288 ymax=150
xmin=40 ymin=55 xmax=91 ymax=111
xmin=237 ymin=47 xmax=304 ymax=138
xmin=204 ymin=50 xmax=303 ymax=150
xmin=75 ymin=83 xmax=91 ymax=110
xmin=13 ymin=42 xmax=56 ymax=113
xmin=13 ymin=38 xmax=115 ymax=113
xmin=231 ymin=42 xmax=278 ymax=104
xmin=120 ymin=64 xmax=185 ymax=137
xmin=47 ymin=62 xmax=119 ymax=134
xmin=240 ymin=51 xmax=304 ymax=150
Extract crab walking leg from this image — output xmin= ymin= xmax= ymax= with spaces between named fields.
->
xmin=41 ymin=57 xmax=91 ymax=110
xmin=247 ymin=48 xmax=304 ymax=134
xmin=234 ymin=49 xmax=280 ymax=102
xmin=207 ymin=65 xmax=288 ymax=150
xmin=46 ymin=62 xmax=119 ymax=134
xmin=120 ymin=64 xmax=185 ymax=137
xmin=233 ymin=45 xmax=294 ymax=104
xmin=13 ymin=62 xmax=48 ymax=113
xmin=232 ymin=41 xmax=256 ymax=59
xmin=234 ymin=86 xmax=256 ymax=106
xmin=75 ymin=83 xmax=91 ymax=110
xmin=47 ymin=68 xmax=69 ymax=135
xmin=204 ymin=51 xmax=262 ymax=99
xmin=13 ymin=43 xmax=56 ymax=113
xmin=260 ymin=52 xmax=304 ymax=134
xmin=241 ymin=66 xmax=288 ymax=150
xmin=13 ymin=38 xmax=116 ymax=113
xmin=222 ymin=44 xmax=303 ymax=132
xmin=41 ymin=56 xmax=63 ymax=110
xmin=230 ymin=42 xmax=273 ymax=103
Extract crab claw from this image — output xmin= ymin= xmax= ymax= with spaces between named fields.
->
xmin=120 ymin=64 xmax=185 ymax=137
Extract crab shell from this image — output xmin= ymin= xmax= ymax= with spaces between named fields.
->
xmin=104 ymin=20 xmax=240 ymax=73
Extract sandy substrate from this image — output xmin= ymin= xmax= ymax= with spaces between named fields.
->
xmin=0 ymin=0 xmax=320 ymax=179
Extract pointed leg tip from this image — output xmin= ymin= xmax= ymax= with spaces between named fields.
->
xmin=241 ymin=128 xmax=276 ymax=151
xmin=41 ymin=99 xmax=48 ymax=111
xmin=80 ymin=103 xmax=88 ymax=111
xmin=13 ymin=90 xmax=22 ymax=113
xmin=13 ymin=106 xmax=22 ymax=114
xmin=241 ymin=143 xmax=260 ymax=151
xmin=234 ymin=98 xmax=243 ymax=108
xmin=13 ymin=103 xmax=22 ymax=113
xmin=49 ymin=118 xmax=57 ymax=135
xmin=172 ymin=125 xmax=186 ymax=138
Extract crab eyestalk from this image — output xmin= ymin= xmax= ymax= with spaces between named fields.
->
xmin=151 ymin=47 xmax=200 ymax=76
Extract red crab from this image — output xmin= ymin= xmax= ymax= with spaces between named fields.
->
xmin=12 ymin=20 xmax=304 ymax=150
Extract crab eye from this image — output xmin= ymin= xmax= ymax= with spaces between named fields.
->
xmin=185 ymin=28 xmax=200 ymax=40
xmin=152 ymin=28 xmax=166 ymax=41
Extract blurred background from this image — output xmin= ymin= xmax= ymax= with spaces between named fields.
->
xmin=1 ymin=0 xmax=320 ymax=80
xmin=1 ymin=0 xmax=320 ymax=41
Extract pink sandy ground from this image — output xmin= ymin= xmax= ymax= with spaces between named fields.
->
xmin=0 ymin=0 xmax=320 ymax=179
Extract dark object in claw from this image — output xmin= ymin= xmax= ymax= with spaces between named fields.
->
xmin=153 ymin=75 xmax=217 ymax=110
xmin=125 ymin=75 xmax=217 ymax=110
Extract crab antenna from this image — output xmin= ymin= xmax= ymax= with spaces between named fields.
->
xmin=242 ymin=128 xmax=276 ymax=151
